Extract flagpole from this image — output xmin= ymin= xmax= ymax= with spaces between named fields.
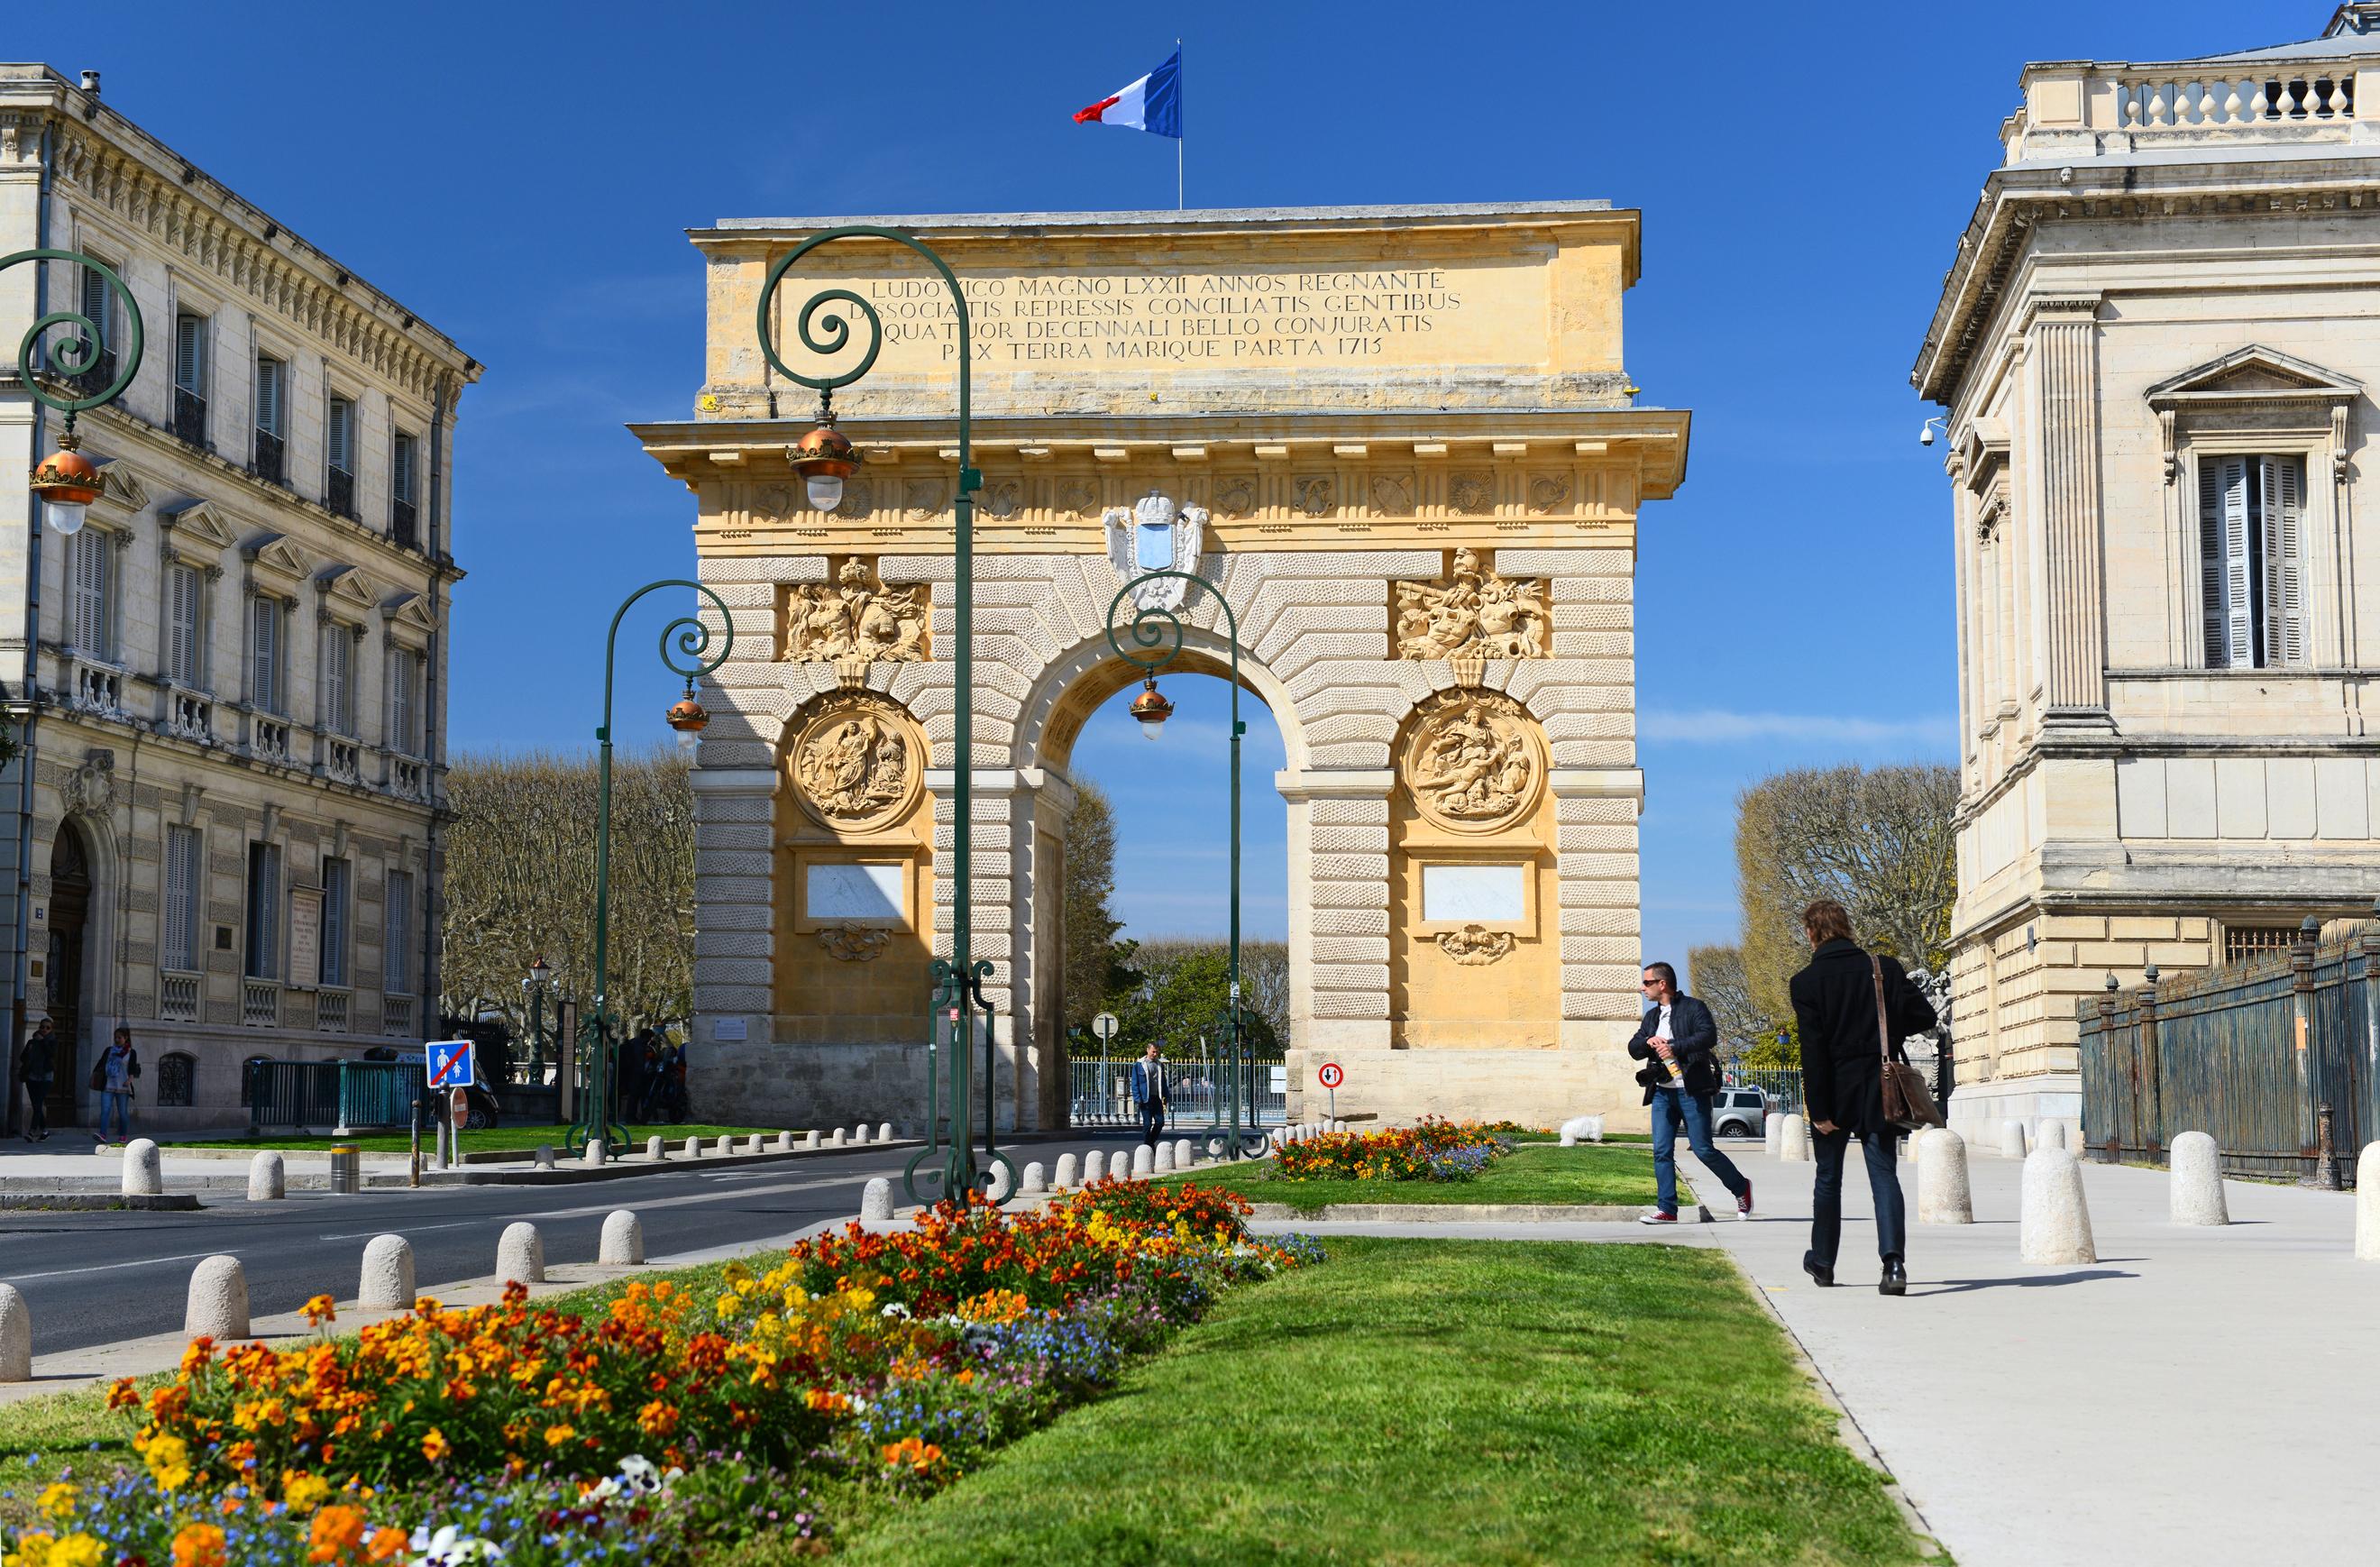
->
xmin=1176 ymin=39 xmax=1185 ymax=209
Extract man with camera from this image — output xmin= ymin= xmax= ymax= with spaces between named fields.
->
xmin=1629 ymin=961 xmax=1753 ymax=1224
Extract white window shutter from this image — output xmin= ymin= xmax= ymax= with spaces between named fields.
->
xmin=164 ymin=826 xmax=197 ymax=971
xmin=384 ymin=869 xmax=414 ymax=993
xmin=168 ymin=564 xmax=200 ymax=685
xmin=175 ymin=316 xmax=203 ymax=392
xmin=2275 ymin=456 xmax=2306 ymax=666
xmin=327 ymin=633 xmax=352 ymax=735
xmin=252 ymin=598 xmax=279 ymax=713
xmin=2220 ymin=456 xmax=2253 ymax=670
xmin=256 ymin=358 xmax=280 ymax=435
xmin=69 ymin=531 xmax=108 ymax=655
xmin=2197 ymin=459 xmax=2228 ymax=667
xmin=80 ymin=268 xmax=108 ymax=349
xmin=393 ymin=434 xmax=416 ymax=502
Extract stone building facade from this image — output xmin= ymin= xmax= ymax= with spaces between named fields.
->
xmin=0 ymin=67 xmax=477 ymax=1132
xmin=1913 ymin=7 xmax=2380 ymax=1140
xmin=636 ymin=202 xmax=1690 ymax=1132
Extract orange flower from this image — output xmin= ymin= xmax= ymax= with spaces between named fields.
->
xmin=172 ymin=1523 xmax=229 ymax=1567
xmin=420 ymin=1426 xmax=449 ymax=1463
xmin=308 ymin=1504 xmax=367 ymax=1562
xmin=302 ymin=1294 xmax=338 ymax=1327
xmin=365 ymin=1526 xmax=410 ymax=1562
xmin=542 ymin=1423 xmax=576 ymax=1446
xmin=881 ymin=1435 xmax=943 ymax=1471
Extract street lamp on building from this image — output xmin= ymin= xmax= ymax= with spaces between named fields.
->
xmin=523 ymin=957 xmax=554 ymax=1082
xmin=756 ymin=225 xmax=1017 ymax=1208
xmin=8 ymin=249 xmax=143 ymax=532
xmin=563 ymin=582 xmax=734 ymax=1153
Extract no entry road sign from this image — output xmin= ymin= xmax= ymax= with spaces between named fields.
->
xmin=425 ymin=1039 xmax=475 ymax=1089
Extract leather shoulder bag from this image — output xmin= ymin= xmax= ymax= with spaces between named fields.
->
xmin=1873 ymin=956 xmax=1946 ymax=1132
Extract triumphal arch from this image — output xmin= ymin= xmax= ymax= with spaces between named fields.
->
xmin=633 ymin=201 xmax=1691 ymax=1132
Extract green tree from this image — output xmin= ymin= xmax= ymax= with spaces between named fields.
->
xmin=1059 ymin=780 xmax=1135 ymax=1033
xmin=1115 ymin=940 xmax=1282 ymax=1056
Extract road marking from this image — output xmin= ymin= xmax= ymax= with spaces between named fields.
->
xmin=4 ymin=1249 xmax=221 ymax=1283
xmin=318 ymin=1220 xmax=479 ymax=1242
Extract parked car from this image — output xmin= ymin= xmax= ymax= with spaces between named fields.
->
xmin=1712 ymin=1087 xmax=1767 ymax=1138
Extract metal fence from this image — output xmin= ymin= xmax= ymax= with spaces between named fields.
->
xmin=245 ymin=1058 xmax=418 ymax=1135
xmin=1067 ymin=1049 xmax=1286 ymax=1130
xmin=1724 ymin=1068 xmax=1805 ymax=1118
xmin=2079 ymin=921 xmax=2379 ymax=1183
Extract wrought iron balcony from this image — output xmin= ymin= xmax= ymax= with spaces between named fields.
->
xmin=326 ymin=466 xmax=356 ymax=520
xmin=252 ymin=429 xmax=286 ymax=487
xmin=392 ymin=497 xmax=418 ymax=550
xmin=171 ymin=386 xmax=208 ymax=449
xmin=69 ymin=347 xmax=118 ymax=401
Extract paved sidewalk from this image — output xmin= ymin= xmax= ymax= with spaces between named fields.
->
xmin=1713 ymin=1143 xmax=2378 ymax=1567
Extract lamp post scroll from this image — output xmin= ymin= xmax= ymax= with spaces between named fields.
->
xmin=7 ymin=248 xmax=144 ymax=535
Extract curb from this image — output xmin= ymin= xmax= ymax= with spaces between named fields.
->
xmin=1242 ymin=1201 xmax=1717 ymax=1223
xmin=0 ymin=1192 xmax=201 ymax=1211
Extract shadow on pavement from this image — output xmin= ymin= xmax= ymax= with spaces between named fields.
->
xmin=1916 ymin=1268 xmax=2138 ymax=1295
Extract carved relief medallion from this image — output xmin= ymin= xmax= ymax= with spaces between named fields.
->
xmin=1399 ymin=689 xmax=1545 ymax=833
xmin=819 ymin=925 xmax=892 ymax=962
xmin=1213 ymin=476 xmax=1256 ymax=518
xmin=1392 ymin=547 xmax=1550 ymax=661
xmin=1369 ymin=472 xmax=1416 ymax=517
xmin=1437 ymin=925 xmax=1515 ymax=965
xmin=1057 ymin=479 xmax=1101 ymax=518
xmin=984 ymin=480 xmax=1022 ymax=518
xmin=903 ymin=479 xmax=948 ymax=521
xmin=834 ymin=478 xmax=875 ymax=520
xmin=1295 ymin=476 xmax=1335 ymax=518
xmin=790 ymin=694 xmax=925 ymax=830
xmin=783 ymin=558 xmax=929 ymax=664
xmin=1526 ymin=472 xmax=1573 ymax=514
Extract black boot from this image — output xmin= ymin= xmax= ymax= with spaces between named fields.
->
xmin=1801 ymin=1251 xmax=1834 ymax=1288
xmin=1879 ymin=1255 xmax=1908 ymax=1297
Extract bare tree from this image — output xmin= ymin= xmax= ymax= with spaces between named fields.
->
xmin=442 ymin=747 xmax=695 ymax=1034
xmin=1687 ymin=943 xmax=1769 ymax=1058
xmin=1735 ymin=763 xmax=1959 ymax=1030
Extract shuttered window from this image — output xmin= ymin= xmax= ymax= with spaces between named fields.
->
xmin=392 ymin=433 xmax=416 ymax=502
xmin=2198 ymin=454 xmax=2307 ymax=670
xmin=327 ymin=396 xmax=354 ymax=475
xmin=255 ymin=356 xmax=284 ymax=436
xmin=68 ymin=528 xmax=110 ymax=656
xmin=325 ymin=628 xmax=354 ymax=736
xmin=389 ymin=649 xmax=420 ymax=756
xmin=79 ymin=265 xmax=110 ymax=351
xmin=174 ymin=314 xmax=206 ymax=394
xmin=163 ymin=825 xmax=201 ymax=972
xmin=251 ymin=598 xmax=283 ymax=714
xmin=321 ymin=857 xmax=351 ymax=988
xmin=167 ymin=564 xmax=203 ymax=686
xmin=245 ymin=841 xmax=281 ymax=981
xmin=383 ymin=869 xmax=415 ymax=994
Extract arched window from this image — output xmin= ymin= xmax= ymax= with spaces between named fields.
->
xmin=157 ymin=1051 xmax=197 ymax=1107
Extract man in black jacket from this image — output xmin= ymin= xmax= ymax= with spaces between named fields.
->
xmin=1790 ymin=898 xmax=1938 ymax=1297
xmin=1628 ymin=962 xmax=1753 ymax=1224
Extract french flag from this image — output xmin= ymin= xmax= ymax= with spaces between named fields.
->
xmin=1072 ymin=45 xmax=1182 ymax=138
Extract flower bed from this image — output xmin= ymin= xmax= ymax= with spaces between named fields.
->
xmin=1273 ymin=1118 xmax=1506 ymax=1183
xmin=4 ymin=1181 xmax=1319 ymax=1567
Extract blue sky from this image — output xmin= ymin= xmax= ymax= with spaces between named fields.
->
xmin=30 ymin=0 xmax=2309 ymax=969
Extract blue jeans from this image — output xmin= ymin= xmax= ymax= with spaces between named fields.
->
xmin=1649 ymin=1086 xmax=1748 ymax=1215
xmin=1138 ymin=1100 xmax=1167 ymax=1147
xmin=1811 ymin=1125 xmax=1906 ymax=1268
xmin=99 ymin=1090 xmax=133 ymax=1142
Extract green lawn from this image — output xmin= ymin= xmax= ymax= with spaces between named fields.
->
xmin=1163 ymin=1140 xmax=1677 ymax=1210
xmin=837 ymin=1238 xmax=1936 ymax=1566
xmin=155 ymin=1123 xmax=785 ymax=1155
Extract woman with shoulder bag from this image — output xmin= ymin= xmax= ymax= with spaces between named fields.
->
xmin=1790 ymin=900 xmax=1939 ymax=1297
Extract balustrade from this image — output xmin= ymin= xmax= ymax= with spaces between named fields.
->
xmin=160 ymin=972 xmax=200 ymax=1023
xmin=316 ymin=988 xmax=350 ymax=1033
xmin=69 ymin=661 xmax=124 ymax=717
xmin=381 ymin=994 xmax=416 ymax=1037
xmin=242 ymin=981 xmax=280 ymax=1029
xmin=252 ymin=717 xmax=291 ymax=764
xmin=166 ymin=690 xmax=213 ymax=744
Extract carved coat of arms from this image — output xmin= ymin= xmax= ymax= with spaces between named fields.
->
xmin=1105 ymin=494 xmax=1209 ymax=612
xmin=1393 ymin=547 xmax=1550 ymax=661
xmin=783 ymin=558 xmax=929 ymax=664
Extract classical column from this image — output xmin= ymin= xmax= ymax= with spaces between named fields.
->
xmin=2027 ymin=297 xmax=2111 ymax=724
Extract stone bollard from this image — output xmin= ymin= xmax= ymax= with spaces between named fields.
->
xmin=877 ymin=1123 xmax=894 ymax=1141
xmin=2000 ymin=1120 xmax=2029 ymax=1159
xmin=497 ymin=1221 xmax=545 ymax=1286
xmin=709 ymin=1137 xmax=734 ymax=1159
xmin=2169 ymin=1130 xmax=2229 ymax=1226
xmin=829 ymin=1129 xmax=846 ymax=1148
xmin=1176 ymin=1138 xmax=1195 ymax=1168
xmin=986 ymin=1162 xmax=1013 ymax=1201
xmin=2036 ymin=1118 xmax=2069 ymax=1153
xmin=1764 ymin=1113 xmax=1784 ymax=1159
xmin=852 ymin=1123 xmax=869 ymax=1145
xmin=1083 ymin=1150 xmax=1107 ymax=1183
xmin=534 ymin=1144 xmax=555 ymax=1169
xmin=1130 ymin=1143 xmax=1154 ymax=1178
xmin=682 ymin=1135 xmax=704 ymax=1158
xmin=2019 ymin=1148 xmax=2097 ymax=1264
xmin=2357 ymin=1145 xmax=2380 ymax=1259
xmin=646 ymin=1135 xmax=666 ymax=1160
xmin=775 ymin=1132 xmax=794 ymax=1152
xmin=0 ymin=1282 xmax=30 ymax=1381
xmin=185 ymin=1255 xmax=250 ymax=1340
xmin=801 ymin=1130 xmax=820 ymax=1150
xmin=1154 ymin=1143 xmax=1176 ymax=1174
xmin=741 ymin=1135 xmax=761 ymax=1156
xmin=1918 ymin=1131 xmax=1973 ymax=1224
xmin=1270 ymin=1128 xmax=1288 ymax=1150
xmin=359 ymin=1235 xmax=416 ymax=1309
xmin=122 ymin=1138 xmax=163 ymax=1196
xmin=1021 ymin=1160 xmax=1048 ymax=1195
xmin=861 ymin=1177 xmax=894 ymax=1221
xmin=1776 ymin=1113 xmax=1810 ymax=1163
xmin=1054 ymin=1152 xmax=1080 ymax=1189
xmin=583 ymin=1140 xmax=607 ymax=1167
xmin=600 ymin=1210 xmax=644 ymax=1266
xmin=247 ymin=1150 xmax=286 ymax=1202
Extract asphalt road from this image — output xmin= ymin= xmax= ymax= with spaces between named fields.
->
xmin=0 ymin=1132 xmax=1149 ymax=1357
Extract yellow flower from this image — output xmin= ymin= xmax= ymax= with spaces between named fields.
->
xmin=279 ymin=1469 xmax=332 ymax=1513
xmin=420 ymin=1427 xmax=450 ymax=1463
xmin=143 ymin=1432 xmax=193 ymax=1492
xmin=543 ymin=1423 xmax=576 ymax=1447
xmin=36 ymin=1481 xmax=78 ymax=1519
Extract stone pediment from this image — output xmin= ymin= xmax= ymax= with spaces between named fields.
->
xmin=158 ymin=497 xmax=240 ymax=550
xmin=89 ymin=458 xmax=151 ymax=515
xmin=316 ymin=564 xmax=381 ymax=613
xmin=2147 ymin=346 xmax=2361 ymax=407
xmin=242 ymin=531 xmax=314 ymax=583
xmin=380 ymin=590 xmax=438 ymax=636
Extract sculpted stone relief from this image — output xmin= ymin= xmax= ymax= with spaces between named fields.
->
xmin=818 ymin=925 xmax=892 ymax=963
xmin=783 ymin=558 xmax=929 ymax=664
xmin=1393 ymin=547 xmax=1550 ymax=661
xmin=789 ymin=694 xmax=925 ymax=831
xmin=1437 ymin=925 xmax=1515 ymax=965
xmin=1400 ymin=689 xmax=1545 ymax=833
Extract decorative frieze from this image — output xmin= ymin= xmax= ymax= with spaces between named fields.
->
xmin=1393 ymin=548 xmax=1550 ymax=660
xmin=782 ymin=558 xmax=929 ymax=664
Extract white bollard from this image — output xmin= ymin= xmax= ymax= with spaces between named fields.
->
xmin=709 ymin=1137 xmax=734 ymax=1158
xmin=1083 ymin=1150 xmax=1107 ymax=1184
xmin=583 ymin=1139 xmax=607 ymax=1167
xmin=742 ymin=1135 xmax=762 ymax=1156
xmin=2036 ymin=1118 xmax=2069 ymax=1153
xmin=2169 ymin=1131 xmax=2229 ymax=1226
xmin=600 ymin=1210 xmax=645 ymax=1265
xmin=185 ymin=1255 xmax=250 ymax=1340
xmin=1176 ymin=1138 xmax=1195 ymax=1169
xmin=876 ymin=1123 xmax=894 ymax=1141
xmin=1021 ymin=1160 xmax=1048 ymax=1194
xmin=861 ymin=1178 xmax=894 ymax=1220
xmin=1764 ymin=1113 xmax=1784 ymax=1159
xmin=0 ymin=1282 xmax=30 ymax=1381
xmin=682 ymin=1135 xmax=704 ymax=1158
xmin=1776 ymin=1113 xmax=1810 ymax=1163
xmin=534 ymin=1144 xmax=555 ymax=1169
xmin=496 ymin=1221 xmax=545 ymax=1285
xmin=775 ymin=1132 xmax=794 ymax=1152
xmin=1130 ymin=1143 xmax=1154 ymax=1178
xmin=2000 ymin=1120 xmax=2028 ymax=1159
xmin=359 ymin=1235 xmax=416 ymax=1309
xmin=2357 ymin=1145 xmax=2380 ymax=1260
xmin=2019 ymin=1148 xmax=2097 ymax=1264
xmin=829 ymin=1129 xmax=846 ymax=1148
xmin=121 ymin=1138 xmax=162 ymax=1196
xmin=1054 ymin=1152 xmax=1080 ymax=1189
xmin=852 ymin=1123 xmax=869 ymax=1145
xmin=801 ymin=1130 xmax=820 ymax=1150
xmin=646 ymin=1135 xmax=666 ymax=1160
xmin=1154 ymin=1142 xmax=1176 ymax=1174
xmin=985 ymin=1162 xmax=1013 ymax=1201
xmin=247 ymin=1150 xmax=285 ymax=1202
xmin=1918 ymin=1131 xmax=1973 ymax=1224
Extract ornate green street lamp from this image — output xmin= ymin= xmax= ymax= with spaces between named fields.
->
xmin=564 ymin=581 xmax=733 ymax=1152
xmin=1106 ymin=533 xmax=1268 ymax=1161
xmin=756 ymin=227 xmax=1015 ymax=1206
xmin=7 ymin=248 xmax=143 ymax=534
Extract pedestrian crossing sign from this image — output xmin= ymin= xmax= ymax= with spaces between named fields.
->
xmin=425 ymin=1039 xmax=475 ymax=1088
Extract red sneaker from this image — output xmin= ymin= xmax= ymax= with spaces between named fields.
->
xmin=1636 ymin=1210 xmax=1679 ymax=1225
xmin=1738 ymin=1181 xmax=1754 ymax=1219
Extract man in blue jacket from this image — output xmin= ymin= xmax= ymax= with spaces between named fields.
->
xmin=1130 ymin=1041 xmax=1168 ymax=1150
xmin=1628 ymin=961 xmax=1753 ymax=1224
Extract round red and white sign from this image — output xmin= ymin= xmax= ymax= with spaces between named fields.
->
xmin=1317 ymin=1062 xmax=1344 ymax=1089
